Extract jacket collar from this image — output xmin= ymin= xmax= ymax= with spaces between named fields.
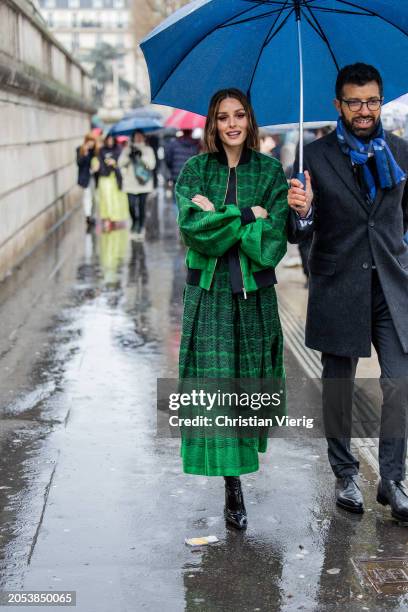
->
xmin=215 ymin=145 xmax=252 ymax=167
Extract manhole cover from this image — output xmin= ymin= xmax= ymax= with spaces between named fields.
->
xmin=353 ymin=558 xmax=408 ymax=595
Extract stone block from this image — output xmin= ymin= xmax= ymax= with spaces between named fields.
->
xmin=0 ymin=186 xmax=82 ymax=281
xmin=0 ymin=0 xmax=93 ymax=276
xmin=20 ymin=17 xmax=43 ymax=70
xmin=0 ymin=3 xmax=18 ymax=57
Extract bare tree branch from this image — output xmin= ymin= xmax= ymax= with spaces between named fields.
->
xmin=132 ymin=0 xmax=190 ymax=42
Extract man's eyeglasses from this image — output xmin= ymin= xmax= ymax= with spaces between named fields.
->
xmin=341 ymin=98 xmax=383 ymax=112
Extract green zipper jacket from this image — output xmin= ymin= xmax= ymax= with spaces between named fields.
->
xmin=175 ymin=147 xmax=289 ymax=295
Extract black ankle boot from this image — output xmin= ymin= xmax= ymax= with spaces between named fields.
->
xmin=224 ymin=476 xmax=247 ymax=530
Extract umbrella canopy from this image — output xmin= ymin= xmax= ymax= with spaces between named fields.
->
xmin=91 ymin=114 xmax=105 ymax=129
xmin=109 ymin=115 xmax=163 ymax=136
xmin=165 ymin=109 xmax=207 ymax=130
xmin=115 ymin=135 xmax=129 ymax=144
xmin=262 ymin=121 xmax=337 ymax=133
xmin=141 ymin=0 xmax=408 ymax=127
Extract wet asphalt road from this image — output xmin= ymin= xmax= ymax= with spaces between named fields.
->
xmin=0 ymin=192 xmax=408 ymax=612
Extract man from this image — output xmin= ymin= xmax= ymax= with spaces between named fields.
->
xmin=288 ymin=63 xmax=408 ymax=520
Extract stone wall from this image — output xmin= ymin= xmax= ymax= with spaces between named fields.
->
xmin=0 ymin=0 xmax=94 ymax=280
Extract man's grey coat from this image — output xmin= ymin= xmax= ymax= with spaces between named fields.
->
xmin=289 ymin=129 xmax=408 ymax=357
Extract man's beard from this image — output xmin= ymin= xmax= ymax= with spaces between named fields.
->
xmin=341 ymin=112 xmax=381 ymax=141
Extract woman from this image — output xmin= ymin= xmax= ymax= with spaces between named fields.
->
xmin=175 ymin=89 xmax=289 ymax=530
xmin=92 ymin=135 xmax=129 ymax=232
xmin=76 ymin=132 xmax=98 ymax=226
xmin=119 ymin=130 xmax=156 ymax=239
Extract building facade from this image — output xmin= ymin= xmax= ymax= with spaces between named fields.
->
xmin=38 ymin=0 xmax=144 ymax=110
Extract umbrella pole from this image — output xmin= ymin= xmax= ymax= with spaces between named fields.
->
xmin=295 ymin=2 xmax=305 ymax=185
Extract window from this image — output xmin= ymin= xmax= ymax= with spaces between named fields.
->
xmin=68 ymin=0 xmax=80 ymax=8
xmin=44 ymin=0 xmax=55 ymax=7
xmin=93 ymin=0 xmax=103 ymax=7
xmin=113 ymin=0 xmax=124 ymax=8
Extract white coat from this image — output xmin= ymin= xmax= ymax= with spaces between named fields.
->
xmin=119 ymin=143 xmax=156 ymax=195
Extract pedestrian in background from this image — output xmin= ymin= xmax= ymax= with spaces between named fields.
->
xmin=259 ymin=131 xmax=276 ymax=158
xmin=119 ymin=131 xmax=156 ymax=240
xmin=176 ymin=88 xmax=289 ymax=530
xmin=165 ymin=129 xmax=200 ymax=190
xmin=76 ymin=132 xmax=98 ymax=227
xmin=145 ymin=133 xmax=160 ymax=189
xmin=92 ymin=135 xmax=129 ymax=232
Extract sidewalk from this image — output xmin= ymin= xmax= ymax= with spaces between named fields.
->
xmin=0 ymin=210 xmax=407 ymax=612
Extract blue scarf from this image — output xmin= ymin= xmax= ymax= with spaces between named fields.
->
xmin=336 ymin=117 xmax=406 ymax=203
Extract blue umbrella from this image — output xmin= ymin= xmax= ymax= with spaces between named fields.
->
xmin=141 ymin=0 xmax=408 ymax=176
xmin=109 ymin=115 xmax=163 ymax=136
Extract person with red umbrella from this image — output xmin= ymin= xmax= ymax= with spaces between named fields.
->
xmin=164 ymin=111 xmax=203 ymax=195
xmin=164 ymin=129 xmax=201 ymax=192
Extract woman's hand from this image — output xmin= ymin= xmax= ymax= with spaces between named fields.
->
xmin=105 ymin=158 xmax=116 ymax=167
xmin=288 ymin=170 xmax=313 ymax=217
xmin=191 ymin=194 xmax=215 ymax=212
xmin=251 ymin=206 xmax=268 ymax=219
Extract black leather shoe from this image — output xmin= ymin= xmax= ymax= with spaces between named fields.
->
xmin=335 ymin=475 xmax=364 ymax=513
xmin=377 ymin=479 xmax=408 ymax=521
xmin=224 ymin=477 xmax=247 ymax=530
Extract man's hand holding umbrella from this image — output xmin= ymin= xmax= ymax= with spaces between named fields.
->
xmin=288 ymin=171 xmax=313 ymax=218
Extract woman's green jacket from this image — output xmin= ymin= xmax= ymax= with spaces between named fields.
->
xmin=175 ymin=147 xmax=289 ymax=295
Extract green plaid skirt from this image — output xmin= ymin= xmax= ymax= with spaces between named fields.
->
xmin=179 ymin=259 xmax=285 ymax=476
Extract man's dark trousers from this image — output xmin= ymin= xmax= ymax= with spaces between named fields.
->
xmin=322 ymin=270 xmax=408 ymax=481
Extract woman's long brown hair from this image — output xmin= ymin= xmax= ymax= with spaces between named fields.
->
xmin=204 ymin=89 xmax=259 ymax=153
xmin=79 ymin=133 xmax=97 ymax=157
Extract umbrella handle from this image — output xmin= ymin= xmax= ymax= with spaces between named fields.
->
xmin=296 ymin=172 xmax=306 ymax=190
xmin=296 ymin=2 xmax=304 ymax=181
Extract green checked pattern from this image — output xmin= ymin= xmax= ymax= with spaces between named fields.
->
xmin=176 ymin=150 xmax=289 ymax=292
xmin=179 ymin=260 xmax=285 ymax=476
xmin=176 ymin=149 xmax=288 ymax=476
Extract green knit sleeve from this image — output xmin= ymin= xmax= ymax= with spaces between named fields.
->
xmin=176 ymin=160 xmax=244 ymax=257
xmin=239 ymin=164 xmax=289 ymax=268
